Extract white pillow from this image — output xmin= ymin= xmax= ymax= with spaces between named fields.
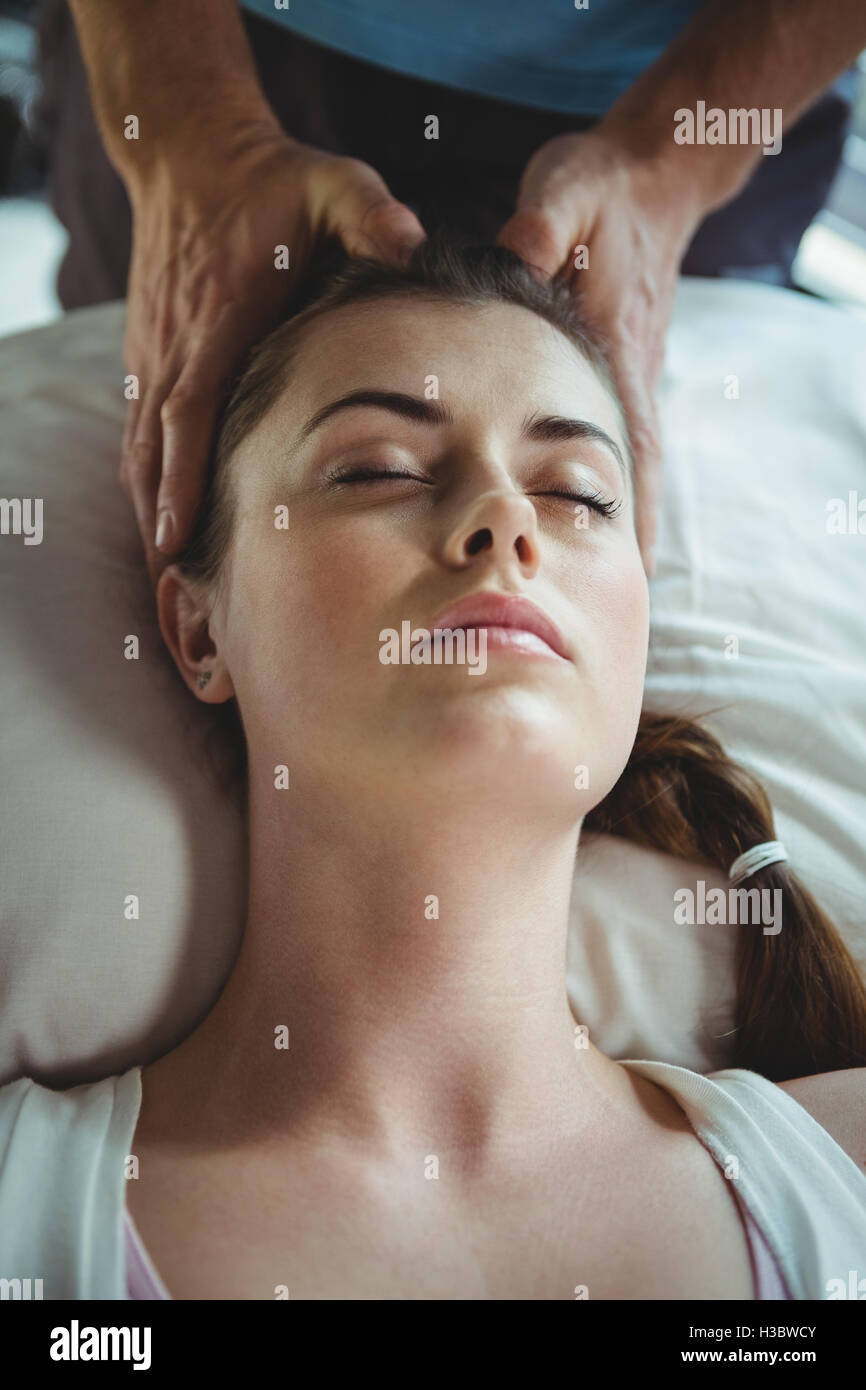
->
xmin=569 ymin=278 xmax=866 ymax=1067
xmin=1 ymin=281 xmax=864 ymax=1086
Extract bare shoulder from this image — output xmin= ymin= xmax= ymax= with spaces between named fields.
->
xmin=775 ymin=1067 xmax=866 ymax=1174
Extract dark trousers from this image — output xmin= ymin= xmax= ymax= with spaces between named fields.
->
xmin=34 ymin=0 xmax=852 ymax=310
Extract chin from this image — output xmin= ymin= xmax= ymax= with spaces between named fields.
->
xmin=423 ymin=683 xmax=588 ymax=771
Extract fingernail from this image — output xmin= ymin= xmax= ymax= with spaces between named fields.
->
xmin=155 ymin=510 xmax=174 ymax=550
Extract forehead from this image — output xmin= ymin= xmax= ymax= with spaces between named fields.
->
xmin=251 ymin=296 xmax=625 ymax=449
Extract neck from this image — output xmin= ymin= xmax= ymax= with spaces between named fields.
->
xmin=145 ymin=781 xmax=627 ymax=1168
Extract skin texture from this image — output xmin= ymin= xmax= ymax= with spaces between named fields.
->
xmin=134 ymin=297 xmax=865 ymax=1300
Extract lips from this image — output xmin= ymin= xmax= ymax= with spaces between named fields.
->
xmin=430 ymin=592 xmax=571 ymax=662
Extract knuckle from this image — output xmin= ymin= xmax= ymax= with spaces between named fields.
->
xmin=358 ymin=196 xmax=402 ymax=236
xmin=340 ymin=154 xmax=376 ymax=184
xmin=124 ymin=440 xmax=158 ymax=483
xmin=156 ymin=473 xmax=183 ymax=507
xmin=160 ymin=389 xmax=195 ymax=426
xmin=511 ymin=207 xmax=558 ymax=247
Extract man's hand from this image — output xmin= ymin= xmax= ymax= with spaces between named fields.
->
xmin=497 ymin=129 xmax=705 ymax=576
xmin=120 ymin=133 xmax=426 ymax=585
xmin=496 ymin=0 xmax=866 ymax=575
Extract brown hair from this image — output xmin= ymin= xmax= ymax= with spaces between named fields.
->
xmin=586 ymin=712 xmax=866 ymax=1080
xmin=176 ymin=236 xmax=866 ymax=1083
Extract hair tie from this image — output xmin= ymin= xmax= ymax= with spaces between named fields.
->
xmin=728 ymin=841 xmax=788 ymax=885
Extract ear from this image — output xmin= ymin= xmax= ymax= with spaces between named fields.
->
xmin=156 ymin=565 xmax=235 ymax=703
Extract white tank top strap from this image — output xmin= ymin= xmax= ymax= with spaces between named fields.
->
xmin=618 ymin=1058 xmax=866 ymax=1301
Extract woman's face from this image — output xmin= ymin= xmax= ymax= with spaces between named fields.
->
xmin=200 ymin=297 xmax=649 ymax=823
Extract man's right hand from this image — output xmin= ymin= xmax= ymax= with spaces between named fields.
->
xmin=119 ymin=132 xmax=427 ymax=585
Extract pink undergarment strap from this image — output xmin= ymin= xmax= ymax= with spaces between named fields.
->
xmin=125 ymin=1208 xmax=171 ymax=1300
xmin=735 ymin=1189 xmax=791 ymax=1299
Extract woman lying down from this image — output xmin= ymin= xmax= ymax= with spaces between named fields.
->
xmin=1 ymin=240 xmax=865 ymax=1301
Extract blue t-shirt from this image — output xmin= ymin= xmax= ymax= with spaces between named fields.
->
xmin=239 ymin=0 xmax=706 ymax=117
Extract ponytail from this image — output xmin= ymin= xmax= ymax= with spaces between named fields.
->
xmin=586 ymin=711 xmax=866 ymax=1081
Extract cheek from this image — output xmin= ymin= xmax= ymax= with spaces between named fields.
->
xmin=229 ymin=518 xmax=414 ymax=670
xmin=291 ymin=527 xmax=415 ymax=651
xmin=560 ymin=540 xmax=649 ymax=716
xmin=597 ymin=558 xmax=649 ymax=699
xmin=571 ymin=548 xmax=649 ymax=800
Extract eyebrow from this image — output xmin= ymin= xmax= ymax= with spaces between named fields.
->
xmin=298 ymin=389 xmax=629 ymax=484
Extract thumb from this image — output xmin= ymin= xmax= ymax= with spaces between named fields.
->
xmin=334 ymin=167 xmax=427 ymax=267
xmin=615 ymin=366 xmax=663 ymax=573
xmin=496 ymin=206 xmax=568 ymax=280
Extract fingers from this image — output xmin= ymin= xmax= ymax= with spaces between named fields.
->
xmin=357 ymin=200 xmax=427 ymax=265
xmin=119 ymin=392 xmax=141 ymax=499
xmin=155 ymin=320 xmax=246 ymax=553
xmin=123 ymin=300 xmax=242 ymax=572
xmin=496 ymin=135 xmax=593 ymax=281
xmin=613 ymin=363 xmax=663 ymax=576
xmin=119 ymin=151 xmax=429 ymax=589
xmin=122 ymin=386 xmax=168 ymax=583
xmin=156 ymin=386 xmax=214 ymax=556
xmin=128 ymin=441 xmax=169 ymax=588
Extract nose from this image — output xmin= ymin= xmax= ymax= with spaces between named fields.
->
xmin=442 ymin=486 xmax=542 ymax=576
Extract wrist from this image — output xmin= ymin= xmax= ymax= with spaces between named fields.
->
xmin=116 ymin=101 xmax=288 ymax=207
xmin=594 ymin=107 xmax=761 ymax=223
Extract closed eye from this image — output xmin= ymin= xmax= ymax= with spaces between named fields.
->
xmin=330 ymin=466 xmax=621 ymax=518
xmin=538 ymin=485 xmax=622 ymax=518
xmin=330 ymin=465 xmax=430 ymax=486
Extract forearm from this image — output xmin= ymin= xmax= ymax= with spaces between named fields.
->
xmin=598 ymin=0 xmax=866 ymax=215
xmin=67 ymin=0 xmax=283 ymax=190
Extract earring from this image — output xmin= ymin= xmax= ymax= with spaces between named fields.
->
xmin=197 ymin=671 xmax=212 ymax=689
